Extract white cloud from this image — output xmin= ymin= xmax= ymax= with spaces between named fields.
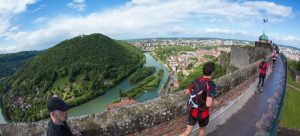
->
xmin=31 ymin=4 xmax=46 ymax=13
xmin=203 ymin=28 xmax=250 ymax=37
xmin=0 ymin=0 xmax=37 ymax=34
xmin=0 ymin=0 xmax=297 ymax=53
xmin=269 ymin=33 xmax=300 ymax=47
xmin=202 ymin=28 xmax=300 ymax=47
xmin=8 ymin=26 xmax=20 ymax=31
xmin=0 ymin=0 xmax=37 ymax=14
xmin=131 ymin=0 xmax=162 ymax=5
xmin=67 ymin=0 xmax=86 ymax=11
xmin=33 ymin=17 xmax=47 ymax=23
xmin=168 ymin=26 xmax=186 ymax=35
xmin=204 ymin=28 xmax=233 ymax=35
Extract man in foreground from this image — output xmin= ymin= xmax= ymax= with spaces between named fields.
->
xmin=47 ymin=96 xmax=81 ymax=136
xmin=180 ymin=62 xmax=217 ymax=136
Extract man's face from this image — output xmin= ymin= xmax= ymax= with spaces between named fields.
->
xmin=53 ymin=110 xmax=68 ymax=122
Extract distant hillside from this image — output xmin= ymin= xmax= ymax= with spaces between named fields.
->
xmin=0 ymin=51 xmax=40 ymax=79
xmin=279 ymin=44 xmax=300 ymax=51
xmin=127 ymin=37 xmax=254 ymax=43
xmin=1 ymin=33 xmax=145 ymax=122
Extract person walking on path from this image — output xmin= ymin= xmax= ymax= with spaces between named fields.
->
xmin=180 ymin=62 xmax=217 ymax=136
xmin=257 ymin=56 xmax=269 ymax=92
xmin=272 ymin=51 xmax=279 ymax=67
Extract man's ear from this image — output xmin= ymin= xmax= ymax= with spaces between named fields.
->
xmin=50 ymin=112 xmax=55 ymax=117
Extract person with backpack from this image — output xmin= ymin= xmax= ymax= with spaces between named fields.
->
xmin=257 ymin=56 xmax=269 ymax=92
xmin=180 ymin=62 xmax=216 ymax=136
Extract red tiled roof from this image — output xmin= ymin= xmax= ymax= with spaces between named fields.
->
xmin=106 ymin=99 xmax=136 ymax=110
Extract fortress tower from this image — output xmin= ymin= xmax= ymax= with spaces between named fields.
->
xmin=230 ymin=32 xmax=273 ymax=69
xmin=255 ymin=32 xmax=273 ymax=54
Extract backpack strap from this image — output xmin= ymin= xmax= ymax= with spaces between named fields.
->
xmin=195 ymin=78 xmax=210 ymax=110
xmin=188 ymin=77 xmax=210 ymax=109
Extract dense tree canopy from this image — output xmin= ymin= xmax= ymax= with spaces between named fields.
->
xmin=0 ymin=33 xmax=145 ymax=122
xmin=0 ymin=51 xmax=40 ymax=79
xmin=128 ymin=66 xmax=155 ymax=84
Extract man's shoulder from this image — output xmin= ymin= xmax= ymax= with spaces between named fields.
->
xmin=208 ymin=80 xmax=216 ymax=88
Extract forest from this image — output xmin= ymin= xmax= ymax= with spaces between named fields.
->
xmin=0 ymin=33 xmax=145 ymax=122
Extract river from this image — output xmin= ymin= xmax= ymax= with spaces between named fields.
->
xmin=68 ymin=52 xmax=169 ymax=117
xmin=0 ymin=52 xmax=168 ymax=123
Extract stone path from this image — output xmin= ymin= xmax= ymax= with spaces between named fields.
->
xmin=204 ymin=57 xmax=286 ymax=136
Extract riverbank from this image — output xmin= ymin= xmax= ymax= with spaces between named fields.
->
xmin=0 ymin=52 xmax=169 ymax=123
xmin=68 ymin=52 xmax=169 ymax=117
xmin=0 ymin=103 xmax=7 ymax=124
xmin=150 ymin=52 xmax=171 ymax=71
xmin=150 ymin=51 xmax=173 ymax=96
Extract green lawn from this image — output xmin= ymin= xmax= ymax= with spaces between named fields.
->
xmin=280 ymin=86 xmax=300 ymax=129
xmin=52 ymin=76 xmax=69 ymax=89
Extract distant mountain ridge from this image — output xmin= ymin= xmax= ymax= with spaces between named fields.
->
xmin=0 ymin=51 xmax=40 ymax=79
xmin=127 ymin=37 xmax=254 ymax=43
xmin=279 ymin=44 xmax=300 ymax=51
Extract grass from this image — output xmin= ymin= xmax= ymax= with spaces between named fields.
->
xmin=287 ymin=70 xmax=300 ymax=89
xmin=280 ymin=70 xmax=300 ymax=129
xmin=52 ymin=76 xmax=69 ymax=89
xmin=280 ymin=86 xmax=300 ymax=129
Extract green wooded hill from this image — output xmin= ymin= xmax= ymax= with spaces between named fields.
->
xmin=0 ymin=51 xmax=40 ymax=79
xmin=1 ymin=33 xmax=145 ymax=122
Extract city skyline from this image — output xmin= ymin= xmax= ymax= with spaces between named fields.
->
xmin=0 ymin=0 xmax=299 ymax=53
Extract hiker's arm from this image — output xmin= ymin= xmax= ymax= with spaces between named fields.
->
xmin=207 ymin=82 xmax=216 ymax=107
xmin=185 ymin=89 xmax=191 ymax=95
xmin=185 ymin=83 xmax=194 ymax=95
xmin=206 ymin=97 xmax=213 ymax=108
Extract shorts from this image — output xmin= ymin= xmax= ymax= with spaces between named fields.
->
xmin=187 ymin=114 xmax=209 ymax=127
xmin=259 ymin=73 xmax=266 ymax=78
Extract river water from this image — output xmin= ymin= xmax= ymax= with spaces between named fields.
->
xmin=68 ymin=52 xmax=168 ymax=117
xmin=0 ymin=52 xmax=168 ymax=123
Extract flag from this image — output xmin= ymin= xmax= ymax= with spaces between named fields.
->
xmin=263 ymin=18 xmax=268 ymax=23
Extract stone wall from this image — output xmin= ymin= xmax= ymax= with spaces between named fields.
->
xmin=230 ymin=45 xmax=273 ymax=69
xmin=289 ymin=68 xmax=300 ymax=83
xmin=230 ymin=46 xmax=251 ymax=69
xmin=0 ymin=56 xmax=273 ymax=136
xmin=296 ymin=75 xmax=300 ymax=83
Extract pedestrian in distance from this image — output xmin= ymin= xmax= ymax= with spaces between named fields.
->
xmin=257 ymin=56 xmax=269 ymax=92
xmin=272 ymin=51 xmax=279 ymax=67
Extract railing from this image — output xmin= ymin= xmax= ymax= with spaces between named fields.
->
xmin=269 ymin=53 xmax=288 ymax=136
